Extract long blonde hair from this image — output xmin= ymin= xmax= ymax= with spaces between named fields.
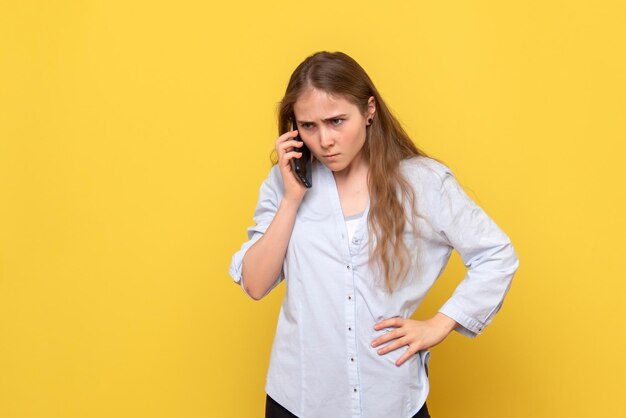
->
xmin=272 ymin=51 xmax=445 ymax=294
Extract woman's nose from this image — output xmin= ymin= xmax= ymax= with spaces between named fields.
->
xmin=319 ymin=127 xmax=334 ymax=148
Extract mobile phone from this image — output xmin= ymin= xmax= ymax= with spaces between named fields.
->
xmin=289 ymin=119 xmax=312 ymax=188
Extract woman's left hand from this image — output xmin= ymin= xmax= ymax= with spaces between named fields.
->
xmin=371 ymin=313 xmax=458 ymax=366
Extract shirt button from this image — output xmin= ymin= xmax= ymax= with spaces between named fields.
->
xmin=351 ymin=357 xmax=354 ymax=362
xmin=348 ymin=295 xmax=352 ymax=300
xmin=353 ymin=388 xmax=358 ymax=392
xmin=346 ymin=265 xmax=351 ymax=270
xmin=352 ymin=238 xmax=360 ymax=244
xmin=348 ymin=326 xmax=352 ymax=331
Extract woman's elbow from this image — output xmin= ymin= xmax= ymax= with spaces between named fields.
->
xmin=245 ymin=285 xmax=266 ymax=301
xmin=505 ymin=242 xmax=520 ymax=275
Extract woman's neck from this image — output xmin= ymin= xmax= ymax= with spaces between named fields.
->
xmin=332 ymin=155 xmax=369 ymax=185
xmin=333 ymin=158 xmax=370 ymax=217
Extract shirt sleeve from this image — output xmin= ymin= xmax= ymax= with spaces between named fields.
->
xmin=430 ymin=164 xmax=520 ymax=338
xmin=228 ymin=164 xmax=285 ymax=299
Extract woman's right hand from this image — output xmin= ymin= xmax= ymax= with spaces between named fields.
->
xmin=275 ymin=129 xmax=309 ymax=203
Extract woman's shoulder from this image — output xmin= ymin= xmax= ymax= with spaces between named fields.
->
xmin=262 ymin=163 xmax=284 ymax=186
xmin=399 ymin=155 xmax=454 ymax=186
xmin=256 ymin=163 xmax=285 ymax=199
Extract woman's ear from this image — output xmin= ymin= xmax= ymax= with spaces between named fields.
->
xmin=367 ymin=95 xmax=376 ymax=120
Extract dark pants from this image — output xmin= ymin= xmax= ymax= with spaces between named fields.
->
xmin=265 ymin=393 xmax=431 ymax=418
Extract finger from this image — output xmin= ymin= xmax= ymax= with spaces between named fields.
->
xmin=276 ymin=130 xmax=300 ymax=144
xmin=374 ymin=317 xmax=403 ymax=330
xmin=277 ymin=140 xmax=304 ymax=155
xmin=279 ymin=140 xmax=304 ymax=150
xmin=280 ymin=151 xmax=303 ymax=164
xmin=280 ymin=129 xmax=299 ymax=138
xmin=395 ymin=343 xmax=420 ymax=367
xmin=371 ymin=327 xmax=404 ymax=347
xmin=375 ymin=336 xmax=409 ymax=355
xmin=395 ymin=350 xmax=414 ymax=367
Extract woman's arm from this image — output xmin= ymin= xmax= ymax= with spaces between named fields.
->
xmin=432 ymin=164 xmax=520 ymax=337
xmin=228 ymin=129 xmax=308 ymax=300
xmin=241 ymin=197 xmax=301 ymax=300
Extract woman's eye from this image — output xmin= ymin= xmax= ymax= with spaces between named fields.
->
xmin=302 ymin=123 xmax=313 ymax=129
xmin=332 ymin=118 xmax=344 ymax=125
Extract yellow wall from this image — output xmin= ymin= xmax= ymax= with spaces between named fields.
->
xmin=1 ymin=1 xmax=624 ymax=417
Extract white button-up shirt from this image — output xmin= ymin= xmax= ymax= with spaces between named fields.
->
xmin=229 ymin=156 xmax=520 ymax=418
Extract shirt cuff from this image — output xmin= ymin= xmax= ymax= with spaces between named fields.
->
xmin=438 ymin=302 xmax=485 ymax=339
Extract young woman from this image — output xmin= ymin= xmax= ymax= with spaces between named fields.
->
xmin=229 ymin=51 xmax=520 ymax=418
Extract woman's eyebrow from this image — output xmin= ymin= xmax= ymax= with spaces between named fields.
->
xmin=297 ymin=114 xmax=348 ymax=124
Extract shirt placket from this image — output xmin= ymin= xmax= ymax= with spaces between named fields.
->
xmin=325 ymin=165 xmax=369 ymax=418
xmin=344 ymin=253 xmax=360 ymax=418
xmin=346 ymin=207 xmax=368 ymax=418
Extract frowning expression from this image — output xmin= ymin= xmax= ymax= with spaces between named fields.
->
xmin=293 ymin=88 xmax=375 ymax=174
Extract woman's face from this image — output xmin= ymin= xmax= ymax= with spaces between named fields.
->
xmin=293 ymin=87 xmax=375 ymax=175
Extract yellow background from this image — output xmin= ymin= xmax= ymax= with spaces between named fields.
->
xmin=1 ymin=1 xmax=624 ymax=417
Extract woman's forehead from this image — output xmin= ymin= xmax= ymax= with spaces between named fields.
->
xmin=293 ymin=88 xmax=357 ymax=120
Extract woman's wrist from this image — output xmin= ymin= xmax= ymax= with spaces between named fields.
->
xmin=432 ymin=312 xmax=458 ymax=334
xmin=280 ymin=196 xmax=303 ymax=210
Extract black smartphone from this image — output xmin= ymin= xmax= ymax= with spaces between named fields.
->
xmin=289 ymin=119 xmax=312 ymax=188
